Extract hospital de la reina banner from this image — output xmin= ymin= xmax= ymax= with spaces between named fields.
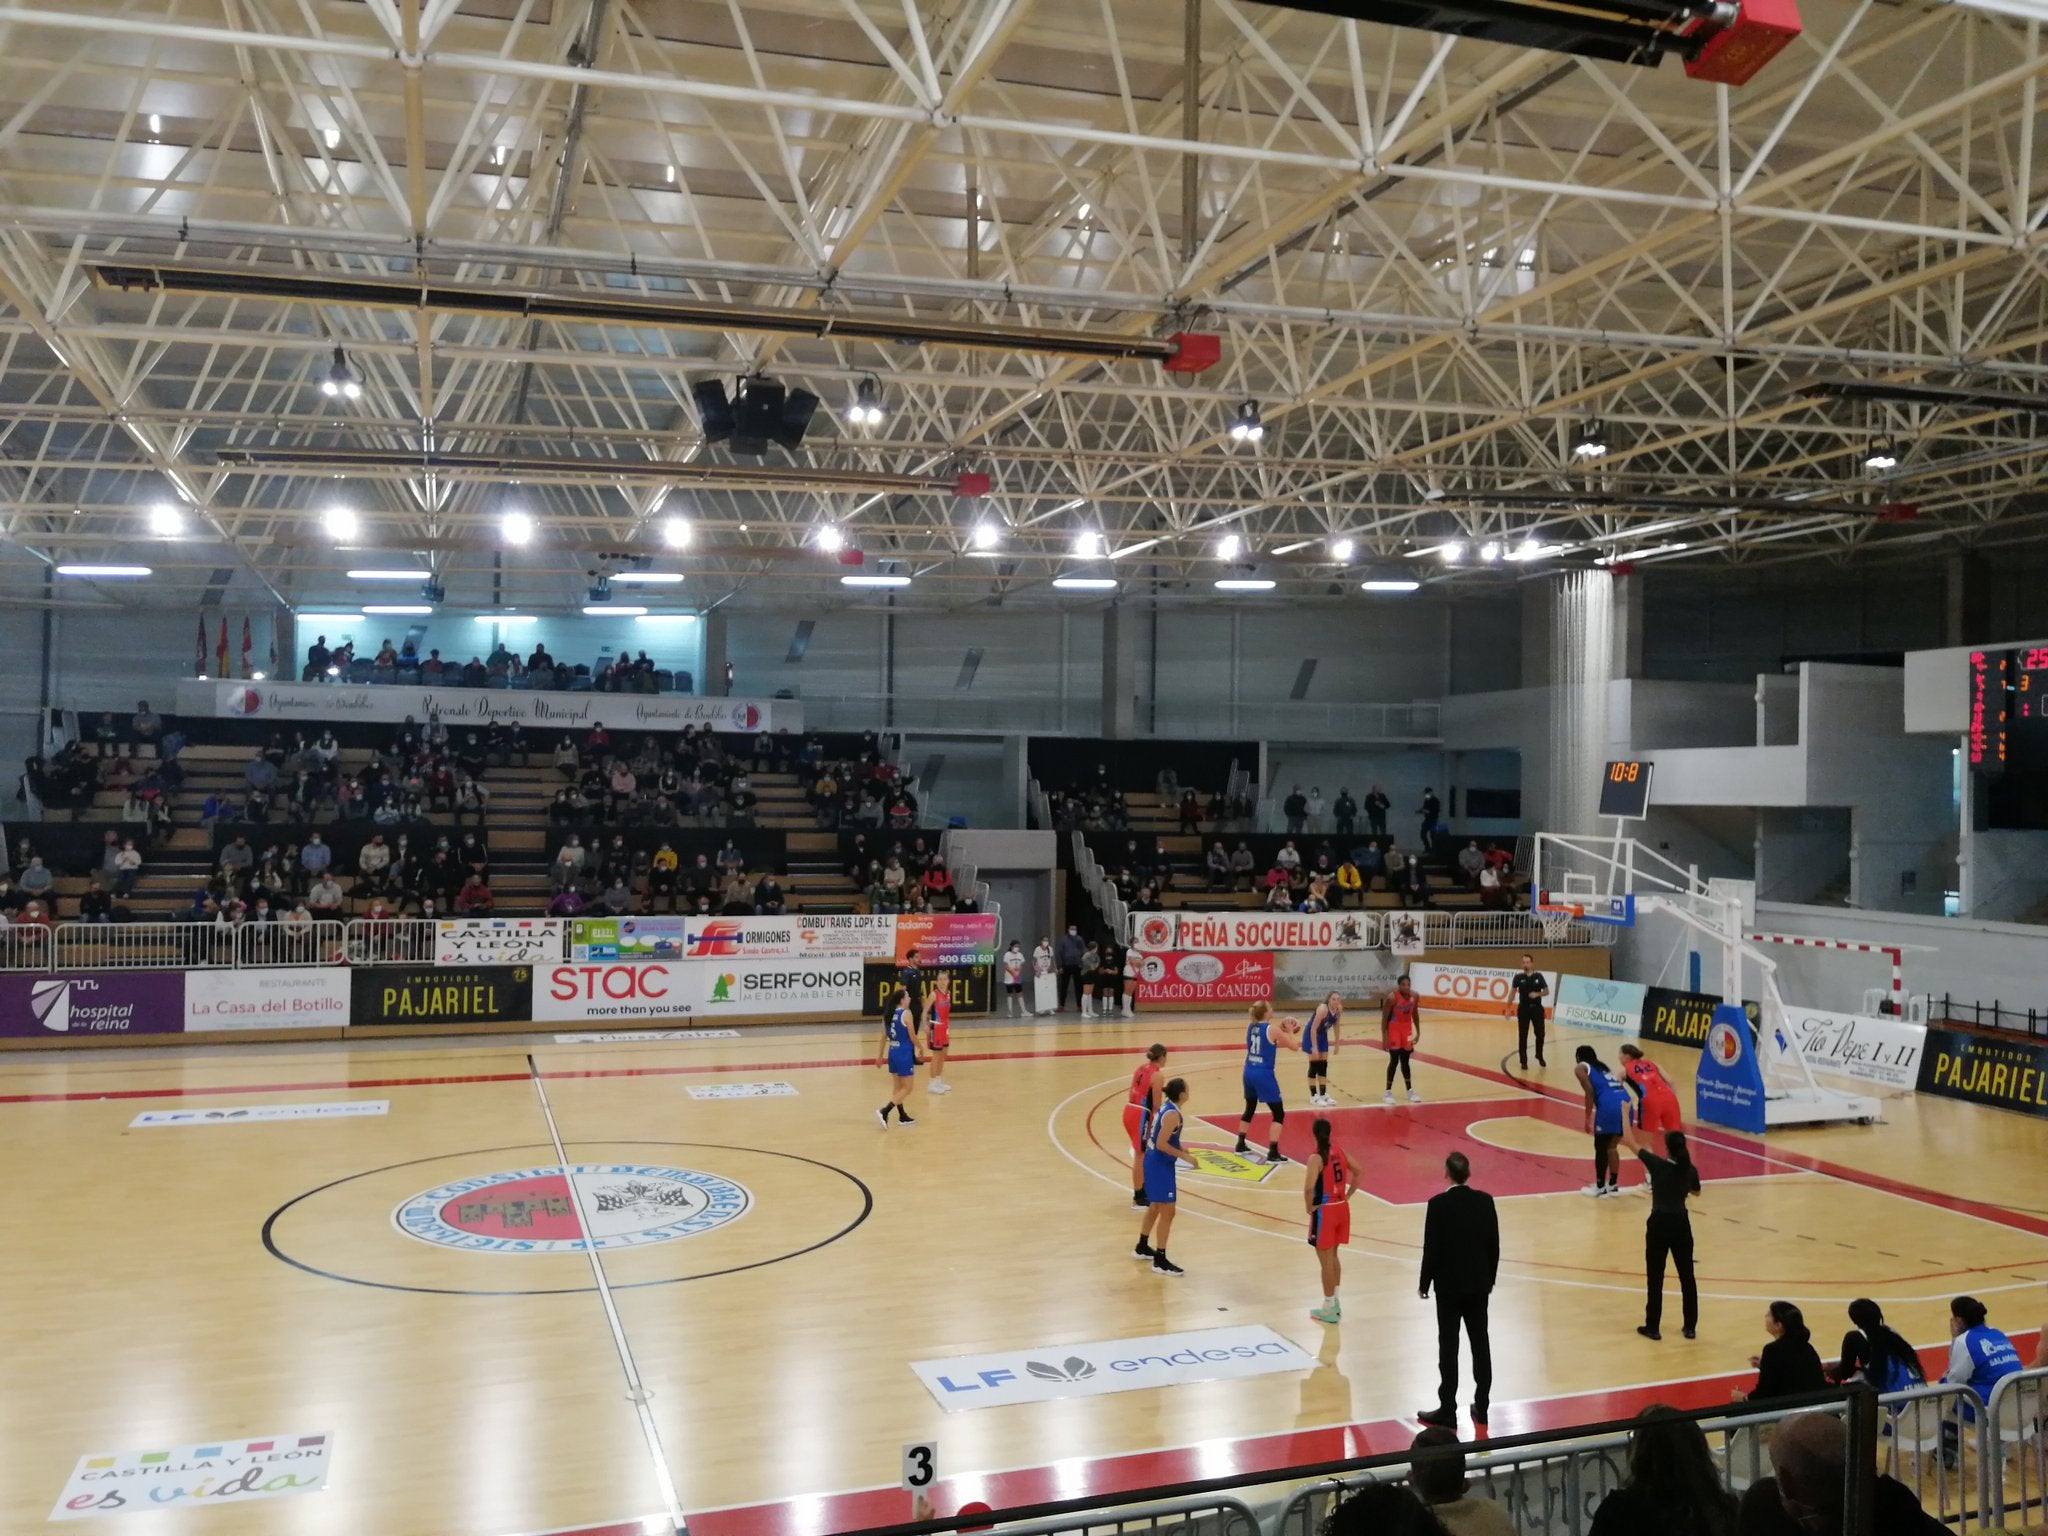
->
xmin=174 ymin=678 xmax=801 ymax=735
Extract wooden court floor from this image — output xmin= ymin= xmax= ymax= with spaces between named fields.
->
xmin=2 ymin=1008 xmax=2044 ymax=1535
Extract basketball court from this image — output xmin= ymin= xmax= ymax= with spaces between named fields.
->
xmin=5 ymin=1002 xmax=2042 ymax=1535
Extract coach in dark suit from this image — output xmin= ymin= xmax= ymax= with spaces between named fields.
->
xmin=1417 ymin=1151 xmax=1500 ymax=1429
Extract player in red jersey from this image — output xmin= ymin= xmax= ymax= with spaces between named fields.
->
xmin=924 ymin=969 xmax=953 ymax=1095
xmin=1124 ymin=1043 xmax=1169 ymax=1206
xmin=1618 ymin=1042 xmax=1682 ymax=1134
xmin=1304 ymin=1117 xmax=1358 ymax=1323
xmin=1381 ymin=974 xmax=1423 ymax=1104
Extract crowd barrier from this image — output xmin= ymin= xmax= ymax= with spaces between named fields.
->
xmin=1122 ymin=908 xmax=1612 ymax=952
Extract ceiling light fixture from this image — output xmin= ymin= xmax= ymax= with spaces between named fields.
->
xmin=1864 ymin=439 xmax=1900 ymax=471
xmin=1505 ymin=539 xmax=1550 ymax=562
xmin=147 ymin=503 xmax=183 ymax=537
xmin=472 ymin=614 xmax=537 ymax=625
xmin=842 ymin=574 xmax=912 ymax=588
xmin=148 ymin=113 xmax=162 ymax=136
xmin=845 ymin=377 xmax=886 ymax=428
xmin=816 ymin=525 xmax=845 ymax=553
xmin=1570 ymin=423 xmax=1609 ymax=461
xmin=1332 ymin=538 xmax=1355 ymax=562
xmin=1217 ymin=533 xmax=1242 ymax=560
xmin=56 ymin=564 xmax=151 ymax=578
xmin=611 ymin=572 xmax=685 ymax=585
xmin=347 ymin=568 xmax=430 ymax=581
xmin=1479 ymin=541 xmax=1502 ymax=563
xmin=324 ymin=127 xmax=340 ymax=150
xmin=319 ymin=345 xmax=362 ymax=400
xmin=1073 ymin=530 xmax=1102 ymax=558
xmin=584 ymin=604 xmax=648 ymax=616
xmin=501 ymin=510 xmax=533 ymax=545
xmin=1362 ymin=577 xmax=1422 ymax=593
xmin=1440 ymin=541 xmax=1465 ymax=564
xmin=362 ymin=603 xmax=433 ymax=615
xmin=323 ymin=506 xmax=359 ymax=540
xmin=661 ymin=515 xmax=692 ymax=548
xmin=1052 ymin=576 xmax=1118 ymax=590
xmin=1215 ymin=578 xmax=1276 ymax=592
xmin=970 ymin=521 xmax=1003 ymax=550
xmin=1227 ymin=401 xmax=1265 ymax=443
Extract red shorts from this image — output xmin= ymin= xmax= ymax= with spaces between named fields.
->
xmin=1123 ymin=1103 xmax=1146 ymax=1155
xmin=1637 ymin=1089 xmax=1682 ymax=1134
xmin=1310 ymin=1201 xmax=1351 ymax=1250
xmin=1387 ymin=1025 xmax=1415 ymax=1052
xmin=929 ymin=1020 xmax=950 ymax=1050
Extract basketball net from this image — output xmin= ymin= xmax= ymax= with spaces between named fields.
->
xmin=1533 ymin=903 xmax=1582 ymax=945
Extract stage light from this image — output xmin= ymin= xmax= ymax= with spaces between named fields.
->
xmin=970 ymin=522 xmax=1002 ymax=550
xmin=148 ymin=504 xmax=183 ymax=536
xmin=816 ymin=525 xmax=845 ymax=553
xmin=1073 ymin=529 xmax=1102 ymax=558
xmin=321 ymin=345 xmax=362 ymax=400
xmin=1217 ymin=533 xmax=1242 ymax=560
xmin=501 ymin=510 xmax=533 ymax=545
xmin=1864 ymin=440 xmax=1900 ymax=471
xmin=1440 ymin=541 xmax=1465 ymax=564
xmin=1227 ymin=401 xmax=1265 ymax=443
xmin=1480 ymin=541 xmax=1502 ymax=563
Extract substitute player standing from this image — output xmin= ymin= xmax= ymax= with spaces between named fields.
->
xmin=1305 ymin=991 xmax=1342 ymax=1106
xmin=1124 ymin=1043 xmax=1169 ymax=1206
xmin=1001 ymin=940 xmax=1026 ymax=1016
xmin=924 ymin=970 xmax=953 ymax=1095
xmin=1618 ymin=1042 xmax=1682 ymax=1134
xmin=1135 ymin=1077 xmax=1197 ymax=1276
xmin=875 ymin=986 xmax=920 ymax=1128
xmin=1233 ymin=1001 xmax=1303 ymax=1164
xmin=1510 ymin=955 xmax=1548 ymax=1070
xmin=1304 ymin=1117 xmax=1358 ymax=1323
xmin=1382 ymin=974 xmax=1423 ymax=1103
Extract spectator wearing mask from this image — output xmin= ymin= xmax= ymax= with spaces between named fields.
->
xmin=1418 ymin=787 xmax=1442 ymax=854
xmin=1335 ymin=857 xmax=1362 ymax=908
xmin=18 ymin=857 xmax=56 ymax=912
xmin=1206 ymin=842 xmax=1232 ymax=889
xmin=300 ymin=834 xmax=332 ymax=887
xmin=546 ymin=886 xmax=586 ymax=918
xmin=1399 ymin=855 xmax=1431 ymax=910
xmin=1230 ymin=841 xmax=1256 ymax=889
xmin=600 ymin=878 xmax=633 ymax=916
xmin=1305 ymin=786 xmax=1327 ymax=831
xmin=1458 ymin=840 xmax=1486 ymax=887
xmin=1282 ymin=785 xmax=1308 ymax=835
xmin=455 ymin=873 xmax=495 ymax=916
xmin=551 ymin=836 xmax=586 ymax=893
xmin=1365 ymin=784 xmax=1391 ymax=837
xmin=130 ymin=701 xmax=163 ymax=750
xmin=1333 ymin=788 xmax=1358 ymax=837
xmin=1588 ymin=1407 xmax=1736 ymax=1536
xmin=1408 ymin=1427 xmax=1515 ymax=1536
xmin=306 ymin=873 xmax=346 ymax=916
xmin=754 ymin=871 xmax=786 ymax=916
xmin=1055 ymin=924 xmax=1086 ymax=1012
xmin=1733 ymin=1302 xmax=1825 ymax=1405
xmin=76 ymin=880 xmax=114 ymax=925
xmin=111 ymin=839 xmax=143 ymax=898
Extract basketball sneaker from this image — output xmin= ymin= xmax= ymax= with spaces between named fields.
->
xmin=897 ymin=1112 xmax=917 ymax=1127
xmin=1309 ymin=1301 xmax=1341 ymax=1324
xmin=1383 ymin=1090 xmax=1395 ymax=1104
xmin=1265 ymin=1149 xmax=1288 ymax=1165
xmin=927 ymin=1081 xmax=952 ymax=1095
xmin=1580 ymin=1183 xmax=1604 ymax=1196
xmin=1407 ymin=1090 xmax=1422 ymax=1104
xmin=1152 ymin=1254 xmax=1185 ymax=1277
xmin=1133 ymin=1240 xmax=1154 ymax=1260
xmin=876 ymin=1108 xmax=890 ymax=1130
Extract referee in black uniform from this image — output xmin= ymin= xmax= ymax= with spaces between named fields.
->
xmin=1511 ymin=955 xmax=1548 ymax=1070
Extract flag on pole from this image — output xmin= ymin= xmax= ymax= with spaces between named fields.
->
xmin=196 ymin=615 xmax=208 ymax=677
xmin=241 ymin=617 xmax=253 ymax=679
xmin=216 ymin=617 xmax=230 ymax=679
xmin=268 ymin=632 xmax=277 ymax=679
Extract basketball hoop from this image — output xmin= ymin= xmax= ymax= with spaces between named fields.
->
xmin=1532 ymin=904 xmax=1581 ymax=945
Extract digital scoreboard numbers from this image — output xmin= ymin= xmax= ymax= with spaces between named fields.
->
xmin=2013 ymin=648 xmax=2048 ymax=767
xmin=1969 ymin=649 xmax=2010 ymax=774
xmin=1598 ymin=759 xmax=1653 ymax=820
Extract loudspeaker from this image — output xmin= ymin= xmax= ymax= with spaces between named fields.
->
xmin=731 ymin=378 xmax=785 ymax=456
xmin=772 ymin=388 xmax=819 ymax=453
xmin=693 ymin=380 xmax=735 ymax=443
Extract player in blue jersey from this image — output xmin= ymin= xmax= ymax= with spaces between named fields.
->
xmin=875 ymin=985 xmax=922 ymax=1128
xmin=1233 ymin=1000 xmax=1303 ymax=1165
xmin=1574 ymin=1045 xmax=1630 ymax=1195
xmin=1134 ymin=1077 xmax=1196 ymax=1276
xmin=1305 ymin=992 xmax=1342 ymax=1107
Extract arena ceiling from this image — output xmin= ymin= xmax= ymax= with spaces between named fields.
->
xmin=1 ymin=0 xmax=2046 ymax=614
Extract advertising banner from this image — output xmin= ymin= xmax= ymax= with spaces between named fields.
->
xmin=571 ymin=917 xmax=688 ymax=962
xmin=179 ymin=677 xmax=799 ymax=735
xmin=1640 ymin=986 xmax=1721 ymax=1048
xmin=0 ymin=972 xmax=185 ymax=1038
xmin=1915 ymin=1027 xmax=2048 ymax=1118
xmin=862 ymin=962 xmax=992 ymax=1017
xmin=1130 ymin=913 xmax=1178 ymax=952
xmin=1696 ymin=1003 xmax=1767 ymax=1133
xmin=351 ymin=965 xmax=533 ymax=1025
xmin=894 ymin=912 xmax=1000 ymax=967
xmin=435 ymin=919 xmax=562 ymax=967
xmin=1409 ymin=962 xmax=1560 ymax=1018
xmin=535 ymin=961 xmax=695 ymax=1022
xmin=1133 ymin=951 xmax=1274 ymax=1006
xmin=1164 ymin=912 xmax=1371 ymax=953
xmin=1273 ymin=948 xmax=1401 ymax=1002
xmin=51 ymin=1431 xmax=335 ymax=1522
xmin=596 ymin=914 xmax=897 ymax=961
xmin=185 ymin=969 xmax=351 ymax=1032
xmin=693 ymin=959 xmax=865 ymax=1017
xmin=911 ymin=1326 xmax=1314 ymax=1412
xmin=132 ymin=1102 xmax=389 ymax=1127
xmin=1780 ymin=1007 xmax=1927 ymax=1091
xmin=537 ymin=959 xmax=866 ymax=1021
xmin=1552 ymin=975 xmax=1647 ymax=1039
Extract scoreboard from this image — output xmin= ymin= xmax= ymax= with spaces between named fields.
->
xmin=1971 ymin=647 xmax=2048 ymax=775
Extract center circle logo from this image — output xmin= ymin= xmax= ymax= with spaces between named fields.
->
xmin=394 ymin=1163 xmax=750 ymax=1254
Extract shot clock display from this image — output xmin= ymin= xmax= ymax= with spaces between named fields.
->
xmin=1598 ymin=759 xmax=1653 ymax=820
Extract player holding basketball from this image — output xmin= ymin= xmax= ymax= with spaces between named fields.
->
xmin=1382 ymin=974 xmax=1423 ymax=1104
xmin=1304 ymin=1117 xmax=1358 ymax=1323
xmin=1124 ymin=1043 xmax=1169 ymax=1207
xmin=875 ymin=985 xmax=921 ymax=1128
xmin=924 ymin=970 xmax=953 ymax=1095
xmin=1233 ymin=1001 xmax=1303 ymax=1164
xmin=1305 ymin=992 xmax=1342 ymax=1107
xmin=1135 ymin=1077 xmax=1197 ymax=1276
xmin=1575 ymin=1045 xmax=1630 ymax=1194
xmin=1618 ymin=1042 xmax=1681 ymax=1135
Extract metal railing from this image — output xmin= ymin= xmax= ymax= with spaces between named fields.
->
xmin=0 ymin=923 xmax=54 ymax=972
xmin=343 ymin=918 xmax=443 ymax=966
xmin=1930 ymin=995 xmax=2048 ymax=1040
xmin=1985 ymin=1366 xmax=2047 ymax=1530
xmin=47 ymin=920 xmax=348 ymax=971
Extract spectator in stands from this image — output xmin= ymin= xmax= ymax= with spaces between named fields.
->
xmin=460 ymin=656 xmax=487 ymax=687
xmin=1301 ymin=878 xmax=1329 ymax=914
xmin=1323 ymin=1485 xmax=1448 ymax=1536
xmin=551 ymin=836 xmax=586 ymax=893
xmin=598 ymin=834 xmax=631 ymax=889
xmin=649 ymin=842 xmax=679 ymax=912
xmin=1587 ymin=1407 xmax=1736 ymax=1536
xmin=17 ymin=900 xmax=53 ymax=930
xmin=0 ymin=878 xmax=18 ymax=918
xmin=599 ymin=876 xmax=632 ymax=916
xmin=76 ymin=879 xmax=113 ymax=925
xmin=112 ymin=838 xmax=142 ymax=898
xmin=1178 ymin=789 xmax=1202 ymax=833
xmin=1398 ymin=855 xmax=1431 ymax=910
xmin=373 ymin=638 xmax=399 ymax=671
xmin=553 ymin=735 xmax=580 ymax=781
xmin=682 ymin=854 xmax=714 ymax=906
xmin=1055 ymin=924 xmax=1086 ymax=1012
xmin=1364 ymin=784 xmax=1390 ymax=837
xmin=300 ymin=833 xmax=333 ymax=890
xmin=130 ymin=700 xmax=162 ymax=751
xmin=1736 ymin=1410 xmax=1948 ymax=1536
xmin=1408 ymin=1426 xmax=1514 ymax=1536
xmin=1130 ymin=884 xmax=1162 ymax=913
xmin=244 ymin=749 xmax=278 ymax=798
xmin=1733 ymin=1302 xmax=1824 ymax=1405
xmin=1334 ymin=788 xmax=1358 ymax=838
xmin=1228 ymin=840 xmax=1255 ymax=890
xmin=719 ymin=870 xmax=752 ymax=915
xmin=199 ymin=791 xmax=229 ymax=830
xmin=457 ymin=832 xmax=489 ymax=883
xmin=1383 ymin=842 xmax=1405 ymax=885
xmin=922 ymin=859 xmax=952 ymax=908
xmin=754 ymin=871 xmax=786 ymax=916
xmin=1419 ymin=787 xmax=1442 ymax=854
xmin=304 ymin=636 xmax=331 ymax=680
xmin=356 ymin=834 xmax=393 ymax=896
xmin=307 ymin=871 xmax=345 ymax=917
xmin=548 ymin=789 xmax=580 ymax=826
xmin=1282 ymin=785 xmax=1308 ymax=834
xmin=1206 ymin=842 xmax=1232 ymax=889
xmin=455 ymin=872 xmax=494 ymax=916
xmin=1306 ymin=786 xmax=1327 ymax=832
xmin=454 ymin=776 xmax=489 ymax=827
xmin=1335 ymin=856 xmax=1362 ymax=908
xmin=1275 ymin=839 xmax=1302 ymax=879
xmin=1477 ymin=862 xmax=1508 ymax=910
xmin=220 ymin=835 xmax=255 ymax=886
xmin=1264 ymin=880 xmax=1294 ymax=912
xmin=1458 ymin=841 xmax=1486 ymax=887
xmin=546 ymin=885 xmax=585 ymax=918
xmin=584 ymin=723 xmax=612 ymax=762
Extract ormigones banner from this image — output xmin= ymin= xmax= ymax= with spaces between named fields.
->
xmin=1915 ymin=1027 xmax=2048 ymax=1118
xmin=1639 ymin=986 xmax=1721 ymax=1048
xmin=1159 ymin=912 xmax=1372 ymax=952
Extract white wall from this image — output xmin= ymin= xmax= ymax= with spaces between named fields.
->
xmin=1756 ymin=807 xmax=1849 ymax=904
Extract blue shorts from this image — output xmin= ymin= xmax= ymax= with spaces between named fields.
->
xmin=1310 ymin=1029 xmax=1332 ymax=1057
xmin=1594 ymin=1108 xmax=1624 ymax=1136
xmin=888 ymin=1049 xmax=917 ymax=1078
xmin=1243 ymin=1070 xmax=1281 ymax=1106
xmin=1142 ymin=1150 xmax=1179 ymax=1204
